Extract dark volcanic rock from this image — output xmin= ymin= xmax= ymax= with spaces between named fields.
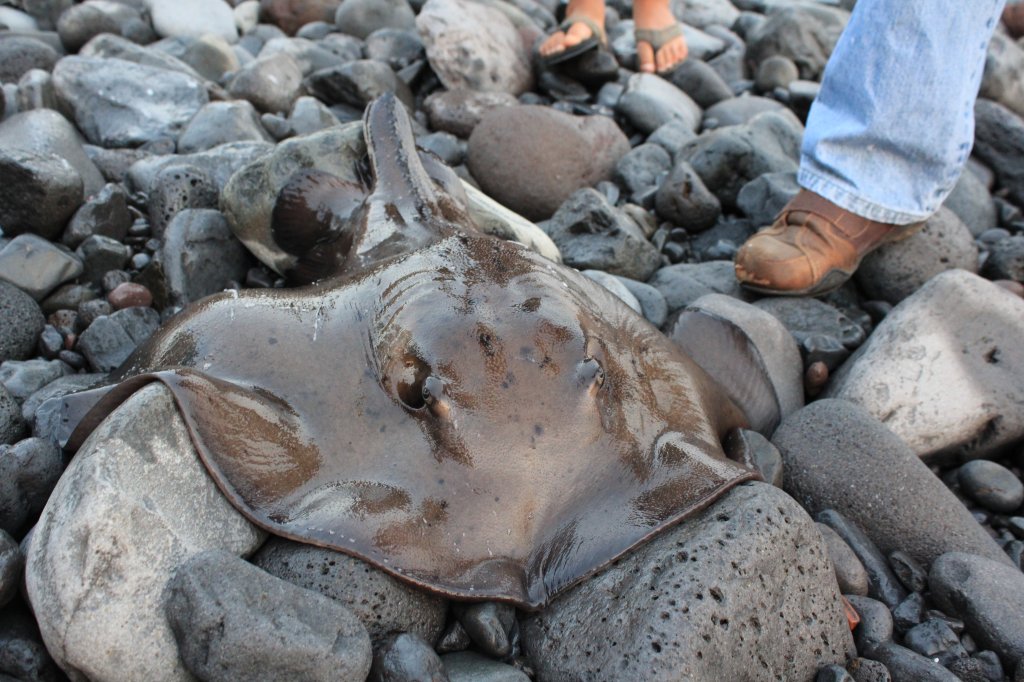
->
xmin=745 ymin=4 xmax=849 ymax=80
xmin=655 ymin=159 xmax=722 ymax=232
xmin=520 ymin=483 xmax=854 ymax=681
xmin=982 ymin=235 xmax=1024 ymax=282
xmin=539 ymin=189 xmax=661 ymax=281
xmin=143 ymin=209 xmax=251 ymax=309
xmin=856 ymin=207 xmax=978 ymax=304
xmin=0 ymin=436 xmax=64 ymax=536
xmin=468 ymin=106 xmax=630 ymax=221
xmin=666 ymin=58 xmax=734 ymax=109
xmin=61 ymin=183 xmax=132 ymax=249
xmin=76 ymin=306 xmax=160 ymax=372
xmin=251 ymin=538 xmax=447 ymax=645
xmin=775 ymin=399 xmax=1011 ymax=570
xmin=681 ymin=110 xmax=802 ymax=209
xmin=0 ymin=282 xmax=45 ymax=364
xmin=147 ymin=164 xmax=220 ymax=237
xmin=0 ymin=148 xmax=82 ymax=240
xmin=870 ymin=642 xmax=959 ymax=682
xmin=166 ymin=549 xmax=372 ymax=682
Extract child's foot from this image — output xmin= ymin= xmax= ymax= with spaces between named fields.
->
xmin=539 ymin=0 xmax=605 ymax=60
xmin=633 ymin=0 xmax=687 ymax=74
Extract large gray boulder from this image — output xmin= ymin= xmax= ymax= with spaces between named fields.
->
xmin=824 ymin=270 xmax=1024 ymax=461
xmin=25 ymin=383 xmax=267 ymax=682
xmin=520 ymin=482 xmax=854 ymax=681
xmin=774 ymin=399 xmax=1011 ymax=570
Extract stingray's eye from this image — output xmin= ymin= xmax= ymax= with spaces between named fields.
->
xmin=578 ymin=357 xmax=605 ymax=393
xmin=395 ymin=356 xmax=430 ymax=409
xmin=422 ymin=376 xmax=452 ymax=420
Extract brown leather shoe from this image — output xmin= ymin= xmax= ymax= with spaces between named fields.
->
xmin=734 ymin=190 xmax=923 ymax=297
xmin=1004 ymin=3 xmax=1024 ymax=39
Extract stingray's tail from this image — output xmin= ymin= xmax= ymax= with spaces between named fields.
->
xmin=363 ymin=93 xmax=440 ymax=218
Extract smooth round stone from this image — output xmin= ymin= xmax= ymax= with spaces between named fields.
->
xmin=56 ymin=0 xmax=154 ymax=52
xmin=958 ymin=460 xmax=1024 ymax=514
xmin=369 ymin=633 xmax=446 ymax=682
xmin=107 ymin=283 xmax=152 ymax=310
xmin=0 ymin=36 xmax=58 ymax=85
xmin=845 ymin=595 xmax=893 ymax=656
xmin=816 ymin=522 xmax=868 ymax=596
xmin=756 ymin=55 xmax=800 ymax=92
xmin=150 ymin=0 xmax=238 ymax=42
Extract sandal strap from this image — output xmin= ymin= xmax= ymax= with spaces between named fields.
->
xmin=560 ymin=15 xmax=607 ymax=45
xmin=634 ymin=23 xmax=683 ymax=49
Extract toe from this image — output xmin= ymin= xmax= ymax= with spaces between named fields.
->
xmin=656 ymin=37 xmax=687 ymax=73
xmin=637 ymin=41 xmax=655 ymax=73
xmin=563 ymin=21 xmax=593 ymax=48
xmin=540 ymin=31 xmax=567 ymax=56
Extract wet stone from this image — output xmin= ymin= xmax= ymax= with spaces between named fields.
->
xmin=177 ymin=101 xmax=273 ymax=154
xmin=889 ymin=551 xmax=927 ymax=594
xmin=870 ymin=642 xmax=960 ymax=682
xmin=75 ymin=235 xmax=130 ymax=286
xmin=61 ymin=183 xmax=132 ymax=249
xmin=891 ymin=593 xmax=925 ymax=635
xmin=816 ymin=664 xmax=854 ymax=682
xmin=655 ymin=159 xmax=722 ymax=233
xmin=228 ymin=52 xmax=304 ymax=114
xmin=904 ymin=619 xmax=967 ymax=668
xmin=369 ymin=632 xmax=447 ymax=682
xmin=846 ymin=595 xmax=893 ymax=656
xmin=0 ymin=436 xmax=64 ymax=536
xmin=539 ymin=189 xmax=661 ymax=281
xmin=816 ymin=510 xmax=907 ymax=608
xmin=76 ymin=306 xmax=160 ymax=372
xmin=435 ymin=621 xmax=471 ymax=655
xmin=727 ymin=429 xmax=784 ymax=487
xmin=453 ymin=602 xmax=516 ymax=659
xmin=959 ymin=460 xmax=1024 ymax=515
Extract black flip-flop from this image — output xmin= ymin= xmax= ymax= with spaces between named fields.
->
xmin=541 ymin=15 xmax=607 ymax=66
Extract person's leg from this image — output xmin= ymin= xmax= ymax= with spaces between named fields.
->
xmin=634 ymin=0 xmax=687 ymax=74
xmin=539 ymin=0 xmax=605 ymax=59
xmin=735 ymin=0 xmax=1005 ymax=295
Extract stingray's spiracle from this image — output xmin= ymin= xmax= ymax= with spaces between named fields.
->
xmin=271 ymin=168 xmax=365 ymax=284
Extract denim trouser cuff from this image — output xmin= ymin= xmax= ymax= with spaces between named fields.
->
xmin=798 ymin=165 xmax=933 ymax=226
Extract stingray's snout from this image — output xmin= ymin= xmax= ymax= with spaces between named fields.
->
xmin=391 ymin=353 xmax=452 ymax=420
xmin=577 ymin=357 xmax=605 ymax=396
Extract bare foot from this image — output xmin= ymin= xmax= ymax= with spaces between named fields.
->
xmin=634 ymin=0 xmax=688 ymax=74
xmin=539 ymin=0 xmax=605 ymax=59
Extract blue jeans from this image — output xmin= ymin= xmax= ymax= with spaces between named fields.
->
xmin=799 ymin=0 xmax=1005 ymax=224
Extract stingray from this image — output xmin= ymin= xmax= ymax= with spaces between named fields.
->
xmin=58 ymin=94 xmax=764 ymax=610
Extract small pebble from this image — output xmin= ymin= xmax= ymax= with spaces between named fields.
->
xmin=815 ymin=664 xmax=854 ymax=682
xmin=888 ymin=551 xmax=927 ymax=593
xmin=368 ymin=633 xmax=447 ymax=682
xmin=903 ymin=619 xmax=966 ymax=667
xmin=958 ymin=460 xmax=1024 ymax=514
xmin=845 ymin=595 xmax=892 ymax=656
xmin=804 ymin=361 xmax=829 ymax=397
xmin=891 ymin=593 xmax=924 ymax=634
xmin=36 ymin=325 xmax=63 ymax=359
xmin=107 ymin=282 xmax=153 ymax=310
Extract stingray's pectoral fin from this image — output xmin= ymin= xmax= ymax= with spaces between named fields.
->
xmin=670 ymin=309 xmax=782 ymax=435
xmin=272 ymin=169 xmax=367 ymax=284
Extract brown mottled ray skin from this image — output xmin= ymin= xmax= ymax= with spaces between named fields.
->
xmin=64 ymin=94 xmax=758 ymax=609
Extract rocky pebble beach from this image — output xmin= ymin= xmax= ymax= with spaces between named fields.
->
xmin=0 ymin=0 xmax=1023 ymax=680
